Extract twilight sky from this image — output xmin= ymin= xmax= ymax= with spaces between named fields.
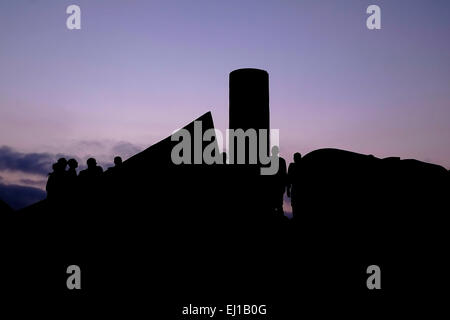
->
xmin=0 ymin=0 xmax=450 ymax=207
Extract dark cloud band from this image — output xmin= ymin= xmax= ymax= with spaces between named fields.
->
xmin=0 ymin=146 xmax=56 ymax=175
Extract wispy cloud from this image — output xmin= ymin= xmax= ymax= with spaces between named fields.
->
xmin=0 ymin=141 xmax=143 ymax=177
xmin=111 ymin=141 xmax=142 ymax=159
xmin=19 ymin=178 xmax=47 ymax=188
xmin=0 ymin=141 xmax=143 ymax=209
xmin=0 ymin=146 xmax=57 ymax=175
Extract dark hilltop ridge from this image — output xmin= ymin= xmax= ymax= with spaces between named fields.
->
xmin=0 ymin=198 xmax=11 ymax=214
xmin=3 ymin=68 xmax=449 ymax=312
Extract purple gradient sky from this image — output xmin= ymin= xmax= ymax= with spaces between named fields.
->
xmin=1 ymin=0 xmax=449 ymax=187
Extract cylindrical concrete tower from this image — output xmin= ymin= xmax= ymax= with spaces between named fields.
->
xmin=229 ymin=68 xmax=270 ymax=131
xmin=229 ymin=68 xmax=270 ymax=164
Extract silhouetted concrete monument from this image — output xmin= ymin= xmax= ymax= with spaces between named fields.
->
xmin=9 ymin=68 xmax=450 ymax=312
xmin=229 ymin=68 xmax=270 ymax=164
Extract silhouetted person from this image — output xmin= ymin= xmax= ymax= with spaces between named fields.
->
xmin=107 ymin=156 xmax=123 ymax=172
xmin=57 ymin=157 xmax=68 ymax=172
xmin=67 ymin=159 xmax=78 ymax=180
xmin=46 ymin=158 xmax=68 ymax=203
xmin=46 ymin=163 xmax=58 ymax=201
xmin=269 ymin=146 xmax=287 ymax=216
xmin=78 ymin=158 xmax=103 ymax=207
xmin=105 ymin=156 xmax=124 ymax=192
xmin=106 ymin=156 xmax=124 ymax=179
xmin=66 ymin=158 xmax=79 ymax=200
xmin=79 ymin=158 xmax=103 ymax=181
xmin=114 ymin=156 xmax=123 ymax=166
xmin=104 ymin=156 xmax=126 ymax=211
xmin=287 ymin=152 xmax=302 ymax=219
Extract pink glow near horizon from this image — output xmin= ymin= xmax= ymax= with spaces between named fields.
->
xmin=0 ymin=0 xmax=449 ymax=192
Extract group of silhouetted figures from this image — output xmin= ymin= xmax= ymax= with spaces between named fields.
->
xmin=45 ymin=151 xmax=305 ymax=219
xmin=46 ymin=156 xmax=123 ymax=203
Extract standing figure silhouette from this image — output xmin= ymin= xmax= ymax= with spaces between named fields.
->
xmin=66 ymin=158 xmax=79 ymax=202
xmin=46 ymin=158 xmax=68 ymax=203
xmin=269 ymin=146 xmax=287 ymax=216
xmin=79 ymin=158 xmax=103 ymax=180
xmin=287 ymin=152 xmax=302 ymax=220
xmin=107 ymin=156 xmax=123 ymax=173
xmin=78 ymin=158 xmax=103 ymax=200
